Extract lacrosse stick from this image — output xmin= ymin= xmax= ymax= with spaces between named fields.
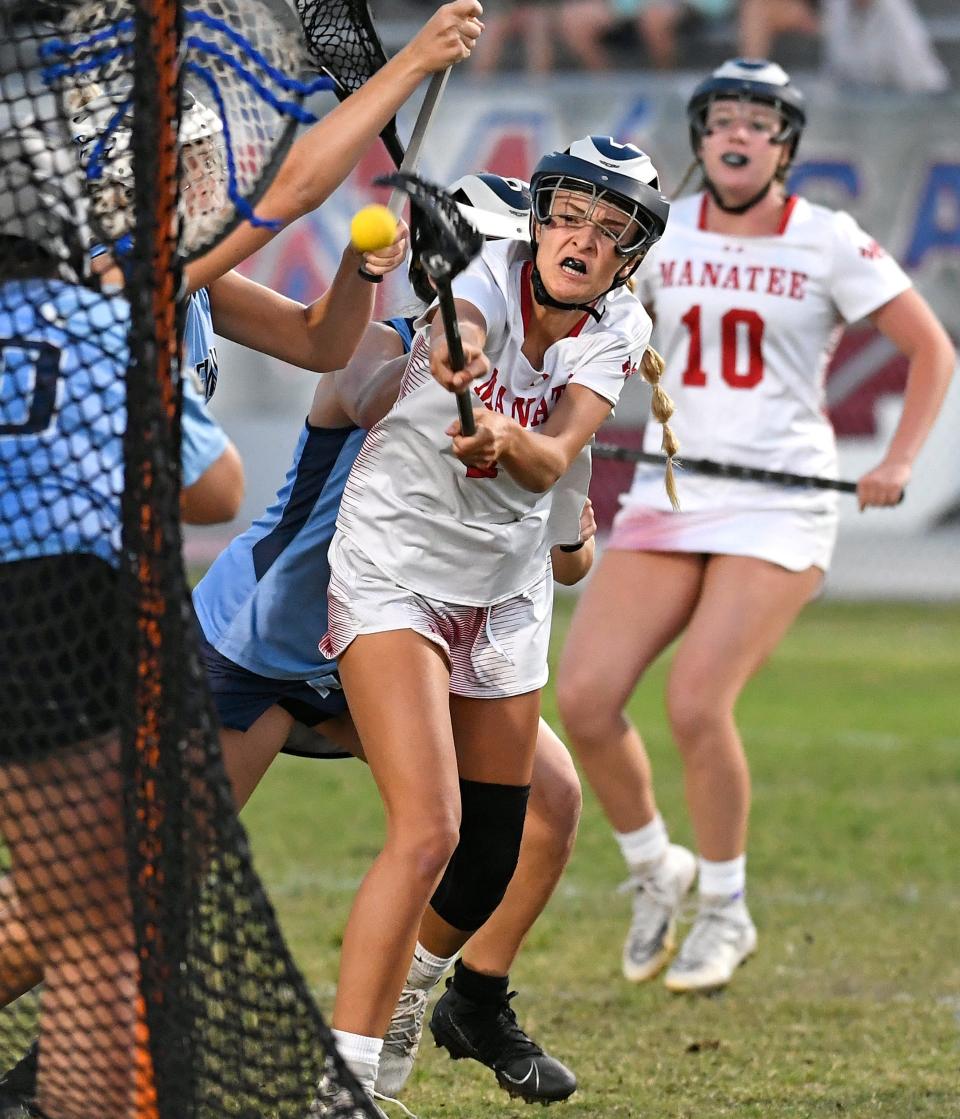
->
xmin=593 ymin=445 xmax=904 ymax=502
xmin=386 ymin=68 xmax=450 ymax=217
xmin=378 ymin=170 xmax=483 ymax=435
xmin=351 ymin=68 xmax=452 ymax=280
xmin=295 ymin=0 xmax=406 ymax=168
xmin=44 ymin=0 xmax=332 ymax=261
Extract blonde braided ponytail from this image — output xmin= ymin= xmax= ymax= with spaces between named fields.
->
xmin=639 ymin=345 xmax=680 ymax=510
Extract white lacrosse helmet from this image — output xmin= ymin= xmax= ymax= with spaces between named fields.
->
xmin=447 ymin=173 xmax=531 ymax=240
xmin=179 ymin=90 xmax=224 ymax=146
xmin=65 ymin=82 xmax=226 ymax=246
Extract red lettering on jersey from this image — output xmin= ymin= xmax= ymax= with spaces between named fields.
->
xmin=859 ymin=239 xmax=885 ymax=260
xmin=476 ymin=367 xmax=499 ymax=404
xmin=512 ymin=397 xmax=534 ymax=426
xmin=550 ymin=384 xmax=568 ymax=405
xmin=789 ymin=271 xmax=808 ymax=300
xmin=494 ymin=385 xmax=507 ymax=414
xmin=531 ymin=398 xmax=550 ymax=427
xmin=660 ymin=260 xmax=676 ymax=287
xmin=745 ymin=265 xmax=764 ymax=292
xmin=766 ymin=267 xmax=786 ymax=296
xmin=721 ymin=265 xmax=740 ymax=290
xmin=678 ymin=260 xmax=694 ymax=286
xmin=701 ymin=261 xmax=721 ymax=288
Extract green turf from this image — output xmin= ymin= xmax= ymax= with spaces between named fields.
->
xmin=243 ymin=598 xmax=960 ymax=1119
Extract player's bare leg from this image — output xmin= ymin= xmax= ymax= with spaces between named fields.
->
xmin=330 ymin=630 xmax=463 ymax=1098
xmin=219 ymin=706 xmax=296 ymax=811
xmin=557 ymin=549 xmax=704 ymax=983
xmin=0 ymin=877 xmax=40 ymax=1005
xmin=558 ymin=549 xmax=704 ymax=831
xmin=0 ymin=737 xmax=140 ymax=1119
xmin=662 ymin=554 xmax=820 ymax=992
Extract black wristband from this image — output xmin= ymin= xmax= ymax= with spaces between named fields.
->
xmin=558 ymin=540 xmax=585 ymax=553
xmin=358 ymin=267 xmax=382 ymax=284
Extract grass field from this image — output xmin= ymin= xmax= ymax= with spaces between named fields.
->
xmin=243 ymin=597 xmax=960 ymax=1119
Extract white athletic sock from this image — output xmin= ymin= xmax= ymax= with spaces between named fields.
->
xmin=407 ymin=942 xmax=458 ymax=991
xmin=698 ymin=854 xmax=746 ymax=900
xmin=616 ymin=814 xmax=669 ymax=870
xmin=331 ymin=1029 xmax=383 ymax=1092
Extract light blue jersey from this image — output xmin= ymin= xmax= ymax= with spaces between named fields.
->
xmin=182 ymin=289 xmax=228 ymax=486
xmin=193 ymin=315 xmax=416 ymax=684
xmin=183 ymin=286 xmax=219 ymax=402
xmin=193 ymin=421 xmax=366 ymax=685
xmin=0 ymin=279 xmax=129 ymax=565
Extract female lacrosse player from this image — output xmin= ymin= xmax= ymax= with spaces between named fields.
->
xmin=316 ymin=136 xmax=673 ymax=1105
xmin=0 ymin=6 xmax=482 ymax=1111
xmin=557 ymin=59 xmax=954 ymax=994
xmin=0 ymin=111 xmax=150 ymax=1116
xmin=191 ymin=175 xmax=583 ymax=1106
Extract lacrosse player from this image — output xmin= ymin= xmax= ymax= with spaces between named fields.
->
xmin=191 ymin=175 xmax=583 ymax=1107
xmin=316 ymin=136 xmax=671 ymax=1111
xmin=557 ymin=59 xmax=953 ymax=994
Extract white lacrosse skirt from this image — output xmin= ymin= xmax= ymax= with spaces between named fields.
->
xmin=607 ymin=502 xmax=838 ymax=573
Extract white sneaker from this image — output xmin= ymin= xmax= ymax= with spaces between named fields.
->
xmin=375 ymin=984 xmax=431 ymax=1097
xmin=664 ymin=894 xmax=757 ymax=993
xmin=311 ymin=1070 xmax=390 ymax=1119
xmin=620 ymin=843 xmax=697 ymax=982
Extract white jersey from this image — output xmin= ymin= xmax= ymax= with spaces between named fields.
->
xmin=336 ymin=239 xmax=651 ymax=606
xmin=625 ymin=192 xmax=911 ymax=514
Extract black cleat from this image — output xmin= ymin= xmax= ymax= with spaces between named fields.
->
xmin=429 ymin=982 xmax=577 ymax=1105
xmin=0 ymin=1042 xmax=38 ymax=1119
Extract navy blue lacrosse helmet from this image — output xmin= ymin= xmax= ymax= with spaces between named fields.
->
xmin=530 ymin=136 xmax=669 ymax=259
xmin=687 ymin=58 xmax=806 ymax=158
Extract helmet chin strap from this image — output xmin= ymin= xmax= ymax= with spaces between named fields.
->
xmin=703 ymin=172 xmax=776 ymax=215
xmin=530 ymin=263 xmax=605 ymax=323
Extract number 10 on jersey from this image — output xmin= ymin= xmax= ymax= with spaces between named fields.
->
xmin=681 ymin=305 xmax=765 ymax=389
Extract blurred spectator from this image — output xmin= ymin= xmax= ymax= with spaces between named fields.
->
xmin=821 ymin=0 xmax=950 ymax=93
xmin=737 ymin=0 xmax=819 ymax=58
xmin=473 ymin=0 xmax=557 ymax=74
xmin=558 ymin=0 xmax=736 ymax=72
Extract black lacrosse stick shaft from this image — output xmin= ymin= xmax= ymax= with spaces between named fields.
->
xmin=435 ymin=278 xmax=476 ymax=436
xmin=375 ymin=171 xmax=484 ymax=438
xmin=592 ymin=444 xmax=875 ymax=496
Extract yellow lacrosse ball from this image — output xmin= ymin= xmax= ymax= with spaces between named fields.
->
xmin=350 ymin=204 xmax=398 ymax=253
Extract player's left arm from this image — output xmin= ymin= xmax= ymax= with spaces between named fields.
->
xmin=448 ymin=383 xmax=612 ymax=493
xmin=207 ymin=226 xmax=407 ymax=374
xmin=858 ymin=288 xmax=955 ymax=509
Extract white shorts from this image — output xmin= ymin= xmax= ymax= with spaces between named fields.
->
xmin=608 ymin=503 xmax=838 ymax=573
xmin=320 ymin=534 xmax=552 ymax=699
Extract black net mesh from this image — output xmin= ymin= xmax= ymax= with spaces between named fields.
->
xmin=0 ymin=1 xmax=374 ymax=1116
xmin=295 ymin=0 xmax=404 ymax=167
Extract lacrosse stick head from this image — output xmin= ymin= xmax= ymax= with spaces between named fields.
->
xmin=294 ymin=0 xmax=404 ymax=167
xmin=377 ymin=171 xmax=483 ymax=286
xmin=42 ymin=0 xmax=322 ymax=262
